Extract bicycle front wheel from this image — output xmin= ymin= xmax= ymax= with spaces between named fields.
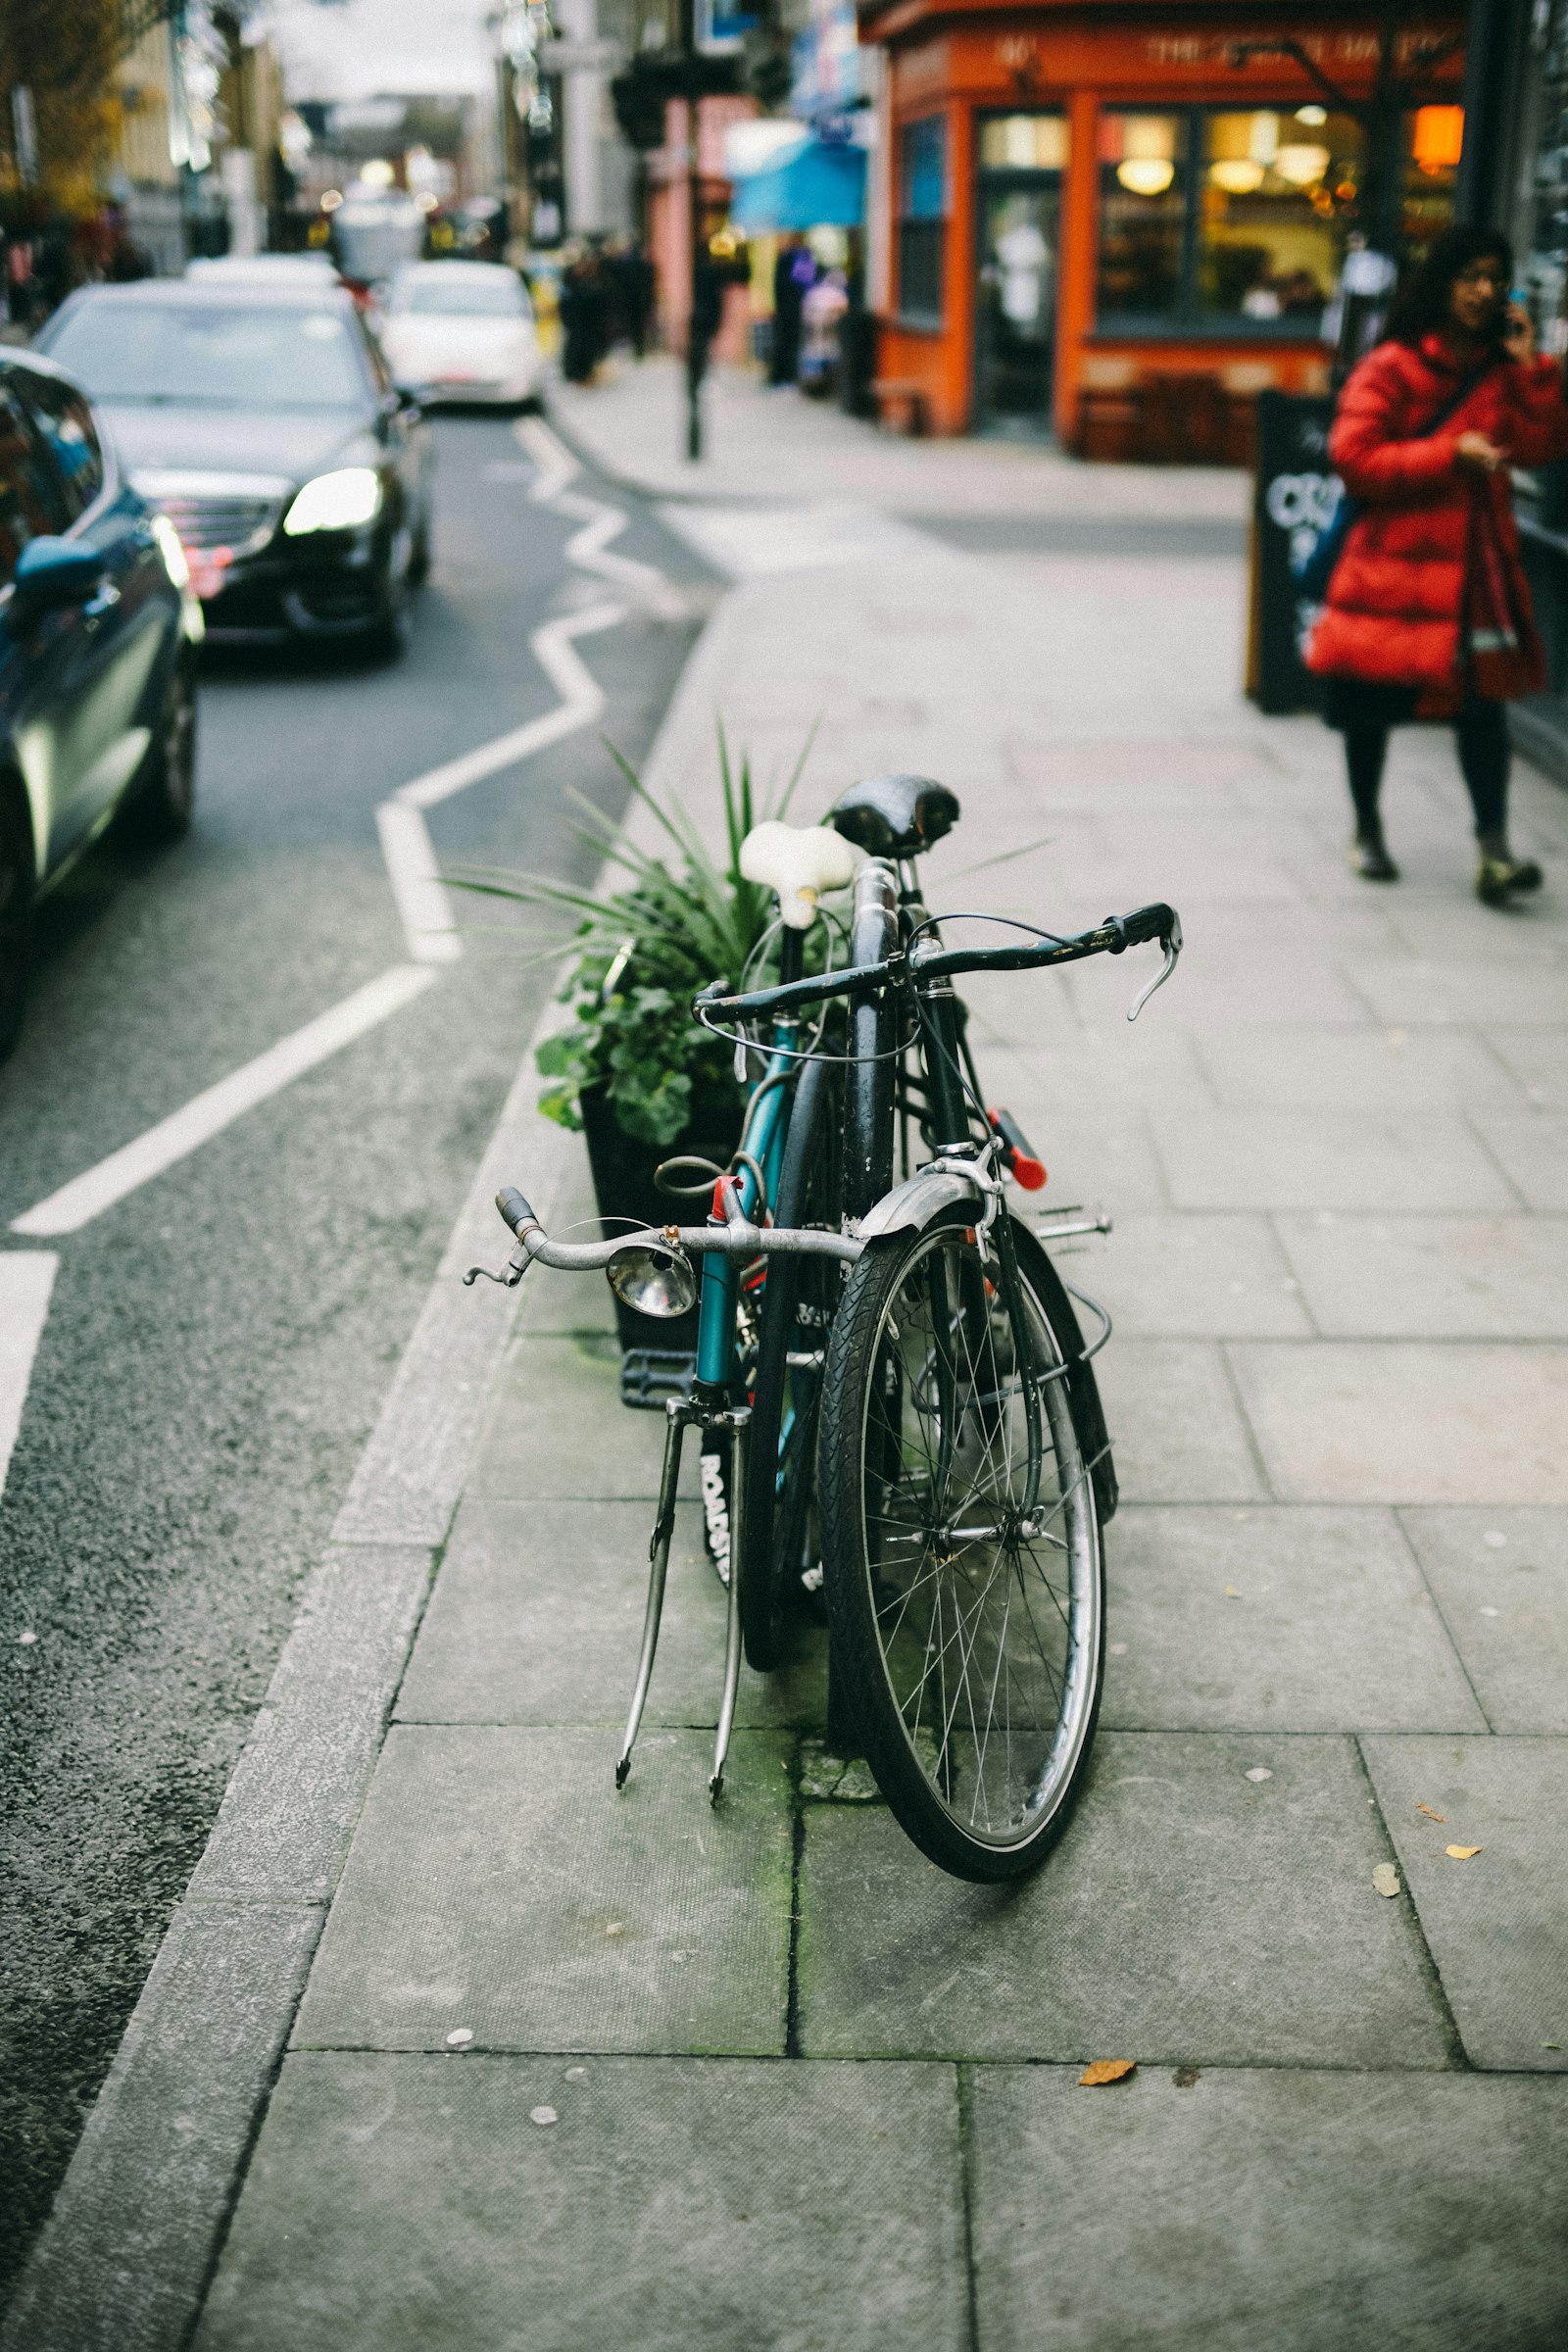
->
xmin=819 ymin=1207 xmax=1104 ymax=1882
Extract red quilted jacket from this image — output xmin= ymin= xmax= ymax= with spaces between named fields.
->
xmin=1305 ymin=332 xmax=1568 ymax=706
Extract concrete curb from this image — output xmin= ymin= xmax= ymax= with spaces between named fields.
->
xmin=0 ymin=573 xmax=740 ymax=2350
xmin=0 ymin=1050 xmax=576 ymax=2352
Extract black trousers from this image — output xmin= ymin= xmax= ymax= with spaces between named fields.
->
xmin=1329 ymin=682 xmax=1510 ymax=842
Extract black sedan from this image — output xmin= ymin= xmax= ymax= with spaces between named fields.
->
xmin=35 ymin=279 xmax=432 ymax=655
xmin=1 ymin=349 xmax=197 ymax=1054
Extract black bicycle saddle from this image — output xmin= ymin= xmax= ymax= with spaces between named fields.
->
xmin=829 ymin=774 xmax=960 ymax=858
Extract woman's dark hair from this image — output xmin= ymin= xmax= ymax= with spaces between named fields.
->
xmin=1384 ymin=223 xmax=1514 ymax=348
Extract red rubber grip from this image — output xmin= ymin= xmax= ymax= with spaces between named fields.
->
xmin=989 ymin=1109 xmax=1047 ymax=1191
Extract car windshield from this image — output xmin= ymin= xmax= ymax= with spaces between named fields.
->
xmin=42 ymin=300 xmax=367 ymax=408
xmin=396 ymin=274 xmax=526 ymax=318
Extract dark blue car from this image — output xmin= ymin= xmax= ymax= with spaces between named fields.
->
xmin=0 ymin=348 xmax=196 ymax=1056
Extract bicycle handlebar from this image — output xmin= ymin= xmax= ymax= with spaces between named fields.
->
xmin=692 ymin=902 xmax=1181 ymax=1025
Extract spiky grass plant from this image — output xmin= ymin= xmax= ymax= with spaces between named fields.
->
xmin=452 ymin=725 xmax=814 ymax=1149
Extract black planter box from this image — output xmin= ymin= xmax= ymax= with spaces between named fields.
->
xmin=577 ymin=1081 xmax=742 ymax=1358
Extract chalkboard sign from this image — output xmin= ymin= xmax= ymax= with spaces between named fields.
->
xmin=1250 ymin=390 xmax=1338 ymax=714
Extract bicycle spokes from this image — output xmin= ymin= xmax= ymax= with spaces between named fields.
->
xmin=863 ymin=1231 xmax=1093 ymax=1842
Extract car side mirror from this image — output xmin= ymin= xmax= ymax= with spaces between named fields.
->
xmin=11 ymin=536 xmax=101 ymax=622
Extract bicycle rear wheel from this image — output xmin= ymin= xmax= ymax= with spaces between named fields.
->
xmin=818 ymin=1206 xmax=1104 ymax=1881
xmin=741 ymin=1054 xmax=840 ymax=1671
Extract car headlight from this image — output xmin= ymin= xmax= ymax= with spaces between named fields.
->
xmin=150 ymin=512 xmax=190 ymax=590
xmin=282 ymin=467 xmax=383 ymax=535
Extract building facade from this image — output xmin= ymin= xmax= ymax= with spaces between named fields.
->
xmin=857 ymin=1 xmax=1465 ymax=449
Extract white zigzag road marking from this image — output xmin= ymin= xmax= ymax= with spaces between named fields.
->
xmin=0 ymin=1251 xmax=57 ymax=1502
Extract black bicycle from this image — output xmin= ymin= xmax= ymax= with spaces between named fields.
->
xmin=479 ymin=772 xmax=1180 ymax=1882
xmin=694 ymin=774 xmax=1180 ymax=1881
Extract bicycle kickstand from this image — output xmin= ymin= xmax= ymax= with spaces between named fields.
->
xmin=710 ymin=1406 xmax=749 ymax=1805
xmin=615 ymin=1396 xmax=691 ymax=1788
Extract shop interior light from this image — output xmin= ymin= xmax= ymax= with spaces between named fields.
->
xmin=283 ymin=467 xmax=382 ymax=534
xmin=360 ymin=157 xmax=395 ymax=189
xmin=1412 ymin=105 xmax=1464 ymax=172
xmin=1249 ymin=112 xmax=1279 ymax=165
xmin=1117 ymin=158 xmax=1175 ymax=195
xmin=1295 ymin=104 xmax=1328 ymax=126
xmin=1210 ymin=160 xmax=1266 ymax=194
xmin=1274 ymin=142 xmax=1331 ymax=187
xmin=319 ymin=187 xmax=343 ymax=212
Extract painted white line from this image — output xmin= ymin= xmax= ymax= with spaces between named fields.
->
xmin=375 ymin=803 xmax=464 ymax=965
xmin=393 ymin=603 xmax=623 ymax=813
xmin=11 ymin=966 xmax=437 ymax=1239
xmin=6 ymin=422 xmax=655 ymax=1243
xmin=516 ymin=413 xmax=682 ymax=612
xmin=514 ymin=412 xmax=579 ymax=502
xmin=0 ymin=1251 xmax=58 ymax=1498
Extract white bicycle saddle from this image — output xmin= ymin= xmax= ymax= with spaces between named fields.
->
xmin=739 ymin=821 xmax=859 ymax=930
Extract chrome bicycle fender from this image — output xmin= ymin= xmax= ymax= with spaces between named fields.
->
xmin=854 ymin=1165 xmax=985 ymax=1243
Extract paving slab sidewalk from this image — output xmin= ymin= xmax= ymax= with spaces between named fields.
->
xmin=13 ymin=382 xmax=1568 ymax=2349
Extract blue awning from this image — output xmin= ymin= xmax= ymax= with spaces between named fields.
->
xmin=730 ymin=136 xmax=865 ymax=231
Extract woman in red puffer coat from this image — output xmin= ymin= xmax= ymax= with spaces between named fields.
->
xmin=1306 ymin=224 xmax=1568 ymax=905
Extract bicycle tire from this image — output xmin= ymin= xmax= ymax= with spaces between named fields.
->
xmin=741 ymin=1054 xmax=838 ymax=1671
xmin=819 ymin=1205 xmax=1105 ymax=1882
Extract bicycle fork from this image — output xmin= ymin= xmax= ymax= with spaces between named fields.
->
xmin=616 ymin=1393 xmax=751 ymax=1805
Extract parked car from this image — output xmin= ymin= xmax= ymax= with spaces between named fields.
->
xmin=0 ymin=350 xmax=199 ymax=1056
xmin=34 ymin=279 xmax=432 ymax=652
xmin=378 ymin=261 xmax=540 ymax=409
xmin=185 ymin=254 xmax=344 ymax=289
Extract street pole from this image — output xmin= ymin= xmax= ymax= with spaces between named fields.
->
xmin=679 ymin=0 xmax=703 ymax=462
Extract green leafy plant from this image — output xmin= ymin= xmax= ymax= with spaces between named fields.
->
xmin=453 ymin=726 xmax=815 ymax=1149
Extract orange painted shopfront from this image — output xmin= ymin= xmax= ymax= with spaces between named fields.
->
xmin=857 ymin=3 xmax=1465 ymax=450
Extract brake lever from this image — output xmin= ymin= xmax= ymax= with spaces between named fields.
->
xmin=1127 ymin=913 xmax=1183 ymax=1023
xmin=463 ymin=1243 xmax=531 ymax=1289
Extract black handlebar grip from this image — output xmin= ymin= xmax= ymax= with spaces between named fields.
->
xmin=495 ymin=1187 xmax=537 ymax=1236
xmin=1109 ymin=903 xmax=1177 ymax=951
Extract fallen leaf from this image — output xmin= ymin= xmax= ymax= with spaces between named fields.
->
xmin=1417 ymin=1804 xmax=1446 ymax=1823
xmin=1372 ymin=1863 xmax=1400 ymax=1898
xmin=1173 ymin=2067 xmax=1200 ymax=2088
xmin=1446 ymin=1844 xmax=1482 ymax=1860
xmin=1244 ymin=1767 xmax=1273 ymax=1784
xmin=1224 ymin=1584 xmax=1241 ymax=1598
xmin=1079 ymin=2059 xmax=1137 ymax=2086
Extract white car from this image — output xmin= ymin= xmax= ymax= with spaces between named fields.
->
xmin=185 ymin=255 xmax=343 ymax=288
xmin=378 ymin=262 xmax=540 ymax=409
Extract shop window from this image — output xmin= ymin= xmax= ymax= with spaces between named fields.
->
xmin=1097 ymin=113 xmax=1187 ymax=319
xmin=1197 ymin=109 xmax=1366 ymax=320
xmin=980 ymin=115 xmax=1070 ymax=172
xmin=1095 ymin=104 xmax=1459 ymax=331
xmin=898 ymin=114 xmax=947 ymax=324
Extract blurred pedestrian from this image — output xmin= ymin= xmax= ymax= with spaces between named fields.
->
xmin=610 ymin=237 xmax=656 ymax=359
xmin=559 ymin=248 xmax=609 ymax=384
xmin=799 ymin=265 xmax=847 ymax=399
xmin=769 ymin=234 xmax=814 ymax=387
xmin=1307 ymin=225 xmax=1568 ymax=905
